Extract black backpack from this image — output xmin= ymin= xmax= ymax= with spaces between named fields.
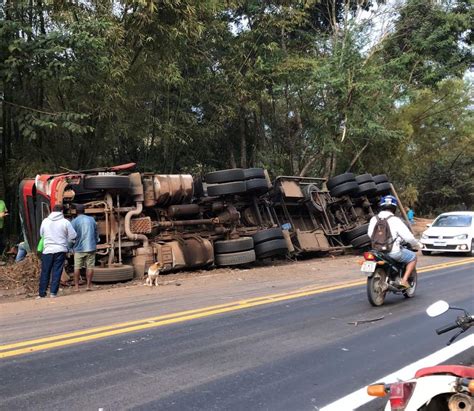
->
xmin=371 ymin=215 xmax=395 ymax=252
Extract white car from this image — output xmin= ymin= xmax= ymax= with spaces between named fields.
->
xmin=420 ymin=211 xmax=474 ymax=255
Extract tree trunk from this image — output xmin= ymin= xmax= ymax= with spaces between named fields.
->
xmin=240 ymin=110 xmax=247 ymax=168
xmin=229 ymin=150 xmax=237 ymax=169
xmin=346 ymin=141 xmax=369 ymax=172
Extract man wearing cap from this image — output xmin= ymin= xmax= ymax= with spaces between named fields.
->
xmin=71 ymin=204 xmax=99 ymax=291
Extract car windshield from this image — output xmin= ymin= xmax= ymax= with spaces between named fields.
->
xmin=432 ymin=215 xmax=472 ymax=227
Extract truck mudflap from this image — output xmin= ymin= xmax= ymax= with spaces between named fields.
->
xmin=295 ymin=229 xmax=330 ymax=252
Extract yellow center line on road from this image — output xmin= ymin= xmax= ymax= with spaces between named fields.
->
xmin=1 ymin=258 xmax=472 ymax=359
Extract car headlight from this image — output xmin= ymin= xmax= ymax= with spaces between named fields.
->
xmin=421 ymin=234 xmax=428 ymax=239
xmin=454 ymin=234 xmax=468 ymax=240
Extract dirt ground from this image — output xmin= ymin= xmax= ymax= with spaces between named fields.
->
xmin=0 ymin=218 xmax=432 ymax=302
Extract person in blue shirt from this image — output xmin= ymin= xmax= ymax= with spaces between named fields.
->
xmin=71 ymin=204 xmax=99 ymax=291
xmin=407 ymin=207 xmax=415 ymax=225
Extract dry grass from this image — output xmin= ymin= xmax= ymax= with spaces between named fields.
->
xmin=0 ymin=255 xmax=41 ymax=294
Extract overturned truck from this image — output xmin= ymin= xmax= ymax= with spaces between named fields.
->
xmin=19 ymin=163 xmax=402 ymax=282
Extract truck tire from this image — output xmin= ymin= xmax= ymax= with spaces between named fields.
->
xmin=351 ymin=234 xmax=371 ymax=249
xmin=373 ymin=174 xmax=389 ymax=184
xmin=376 ymin=182 xmax=392 ymax=195
xmin=205 ymin=169 xmax=245 ymax=184
xmin=255 ymin=238 xmax=288 ymax=259
xmin=92 ymin=265 xmax=134 ymax=283
xmin=327 ymin=173 xmax=356 ymax=190
xmin=244 ymin=168 xmax=265 ymax=180
xmin=83 ymin=175 xmax=130 ymax=190
xmin=354 ymin=182 xmax=377 ymax=197
xmin=330 ymin=181 xmax=359 ymax=198
xmin=355 ymin=174 xmax=374 ymax=184
xmin=215 ymin=250 xmax=256 ymax=266
xmin=344 ymin=224 xmax=369 ymax=242
xmin=214 ymin=237 xmax=254 ymax=254
xmin=304 ymin=184 xmax=325 ymax=212
xmin=253 ymin=228 xmax=285 ymax=245
xmin=207 ymin=181 xmax=247 ymax=196
xmin=245 ymin=178 xmax=269 ymax=194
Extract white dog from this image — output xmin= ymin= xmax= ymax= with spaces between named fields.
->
xmin=145 ymin=263 xmax=160 ymax=286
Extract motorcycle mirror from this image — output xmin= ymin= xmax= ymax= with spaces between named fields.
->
xmin=426 ymin=300 xmax=450 ymax=317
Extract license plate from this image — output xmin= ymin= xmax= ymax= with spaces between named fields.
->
xmin=361 ymin=261 xmax=377 ymax=273
xmin=434 ymin=241 xmax=446 ymax=246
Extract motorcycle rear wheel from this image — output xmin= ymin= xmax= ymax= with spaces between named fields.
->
xmin=403 ymin=270 xmax=417 ymax=298
xmin=367 ymin=268 xmax=387 ymax=306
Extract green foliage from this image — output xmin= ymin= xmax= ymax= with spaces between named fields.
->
xmin=0 ymin=0 xmax=472 ymax=238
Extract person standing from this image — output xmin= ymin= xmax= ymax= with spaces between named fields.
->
xmin=71 ymin=204 xmax=98 ymax=291
xmin=407 ymin=207 xmax=415 ymax=225
xmin=38 ymin=204 xmax=76 ymax=298
xmin=0 ymin=198 xmax=8 ymax=255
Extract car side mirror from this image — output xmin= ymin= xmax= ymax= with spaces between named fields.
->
xmin=426 ymin=300 xmax=450 ymax=317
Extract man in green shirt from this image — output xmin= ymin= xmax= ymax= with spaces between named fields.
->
xmin=0 ymin=199 xmax=8 ymax=254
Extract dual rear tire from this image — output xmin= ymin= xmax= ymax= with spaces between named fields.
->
xmin=214 ymin=237 xmax=256 ymax=267
xmin=205 ymin=168 xmax=269 ymax=197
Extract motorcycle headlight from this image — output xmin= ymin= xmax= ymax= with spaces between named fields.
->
xmin=454 ymin=234 xmax=468 ymax=240
xmin=421 ymin=233 xmax=428 ymax=239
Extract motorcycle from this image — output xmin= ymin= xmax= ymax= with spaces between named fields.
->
xmin=367 ymin=300 xmax=474 ymax=410
xmin=360 ymin=247 xmax=417 ymax=306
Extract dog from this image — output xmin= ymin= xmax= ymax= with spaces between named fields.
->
xmin=145 ymin=262 xmax=160 ymax=286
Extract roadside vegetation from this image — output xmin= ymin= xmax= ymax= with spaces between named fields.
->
xmin=0 ymin=0 xmax=472 ymax=237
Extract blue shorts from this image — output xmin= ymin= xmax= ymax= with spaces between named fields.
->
xmin=389 ymin=248 xmax=416 ymax=264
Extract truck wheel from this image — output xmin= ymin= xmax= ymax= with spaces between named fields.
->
xmin=83 ymin=175 xmax=130 ymax=190
xmin=207 ymin=181 xmax=247 ymax=196
xmin=304 ymin=184 xmax=326 ymax=212
xmin=355 ymin=174 xmax=374 ymax=184
xmin=215 ymin=250 xmax=256 ymax=266
xmin=376 ymin=182 xmax=392 ymax=195
xmin=255 ymin=238 xmax=288 ymax=259
xmin=92 ymin=265 xmax=134 ymax=283
xmin=344 ymin=224 xmax=369 ymax=242
xmin=252 ymin=228 xmax=285 ymax=245
xmin=205 ymin=169 xmax=245 ymax=184
xmin=351 ymin=234 xmax=371 ymax=249
xmin=245 ymin=178 xmax=269 ymax=194
xmin=214 ymin=237 xmax=254 ymax=254
xmin=243 ymin=168 xmax=265 ymax=180
xmin=373 ymin=174 xmax=389 ymax=184
xmin=354 ymin=182 xmax=377 ymax=197
xmin=421 ymin=250 xmax=432 ymax=256
xmin=329 ymin=181 xmax=359 ymax=198
xmin=326 ymin=173 xmax=356 ymax=190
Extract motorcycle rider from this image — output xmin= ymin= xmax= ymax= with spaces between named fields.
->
xmin=368 ymin=195 xmax=423 ymax=289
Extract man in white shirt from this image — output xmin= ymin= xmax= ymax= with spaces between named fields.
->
xmin=368 ymin=195 xmax=422 ymax=289
xmin=38 ymin=204 xmax=77 ymax=298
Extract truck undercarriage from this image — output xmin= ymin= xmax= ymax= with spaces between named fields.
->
xmin=19 ymin=163 xmax=401 ymax=282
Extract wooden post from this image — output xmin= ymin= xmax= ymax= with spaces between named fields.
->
xmin=390 ymin=183 xmax=413 ymax=233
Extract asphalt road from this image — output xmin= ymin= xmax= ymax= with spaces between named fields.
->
xmin=0 ymin=262 xmax=472 ymax=411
